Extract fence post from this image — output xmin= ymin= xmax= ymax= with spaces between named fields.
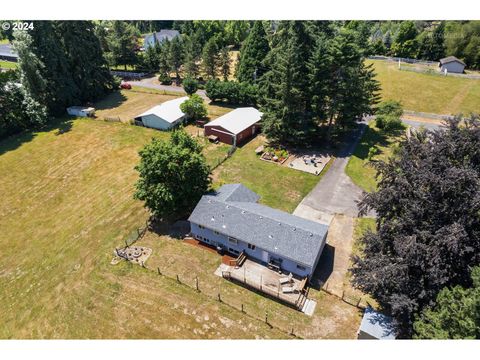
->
xmin=176 ymin=274 xmax=180 ymax=283
xmin=217 ymin=293 xmax=222 ymax=302
xmin=195 ymin=276 xmax=199 ymax=291
xmin=157 ymin=267 xmax=161 ymax=275
xmin=290 ymin=327 xmax=294 ymax=336
xmin=265 ymin=312 xmax=268 ymax=324
xmin=260 ymin=275 xmax=263 ymax=291
xmin=357 ymin=297 xmax=362 ymax=308
xmin=241 ymin=304 xmax=244 ymax=313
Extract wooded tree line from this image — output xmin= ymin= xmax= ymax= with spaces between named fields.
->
xmin=358 ymin=20 xmax=480 ymax=69
xmin=0 ymin=21 xmax=115 ymax=139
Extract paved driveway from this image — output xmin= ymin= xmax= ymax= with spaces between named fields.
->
xmin=293 ymin=122 xmax=368 ymax=222
xmin=130 ymin=76 xmax=209 ymax=100
xmin=402 ymin=118 xmax=443 ymax=131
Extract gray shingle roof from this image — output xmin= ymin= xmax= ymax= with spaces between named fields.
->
xmin=144 ymin=30 xmax=180 ymax=45
xmin=188 ymin=184 xmax=328 ymax=267
xmin=439 ymin=56 xmax=466 ymax=66
xmin=359 ymin=307 xmax=396 ymax=339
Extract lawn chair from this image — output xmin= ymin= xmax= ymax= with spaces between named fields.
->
xmin=282 ymin=284 xmax=297 ymax=293
xmin=279 ymin=273 xmax=293 ymax=285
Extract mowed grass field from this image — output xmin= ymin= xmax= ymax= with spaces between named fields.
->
xmin=0 ymin=89 xmax=359 ymax=338
xmin=0 ymin=119 xmax=296 ymax=339
xmin=345 ymin=122 xmax=405 ymax=192
xmin=370 ymin=59 xmax=480 ymax=115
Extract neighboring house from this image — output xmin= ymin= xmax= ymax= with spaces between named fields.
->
xmin=357 ymin=307 xmax=396 ymax=340
xmin=0 ymin=44 xmax=18 ymax=62
xmin=66 ymin=106 xmax=95 ymax=118
xmin=188 ymin=184 xmax=328 ymax=279
xmin=143 ymin=30 xmax=180 ymax=49
xmin=439 ymin=56 xmax=466 ymax=74
xmin=134 ymin=96 xmax=188 ymax=130
xmin=204 ymin=107 xmax=263 ymax=146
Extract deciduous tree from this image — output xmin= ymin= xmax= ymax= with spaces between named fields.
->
xmin=134 ymin=129 xmax=211 ymax=220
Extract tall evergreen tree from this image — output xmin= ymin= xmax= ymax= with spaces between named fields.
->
xmin=218 ymin=47 xmax=231 ymax=81
xmin=236 ymin=21 xmax=270 ymax=83
xmin=168 ymin=35 xmax=184 ymax=79
xmin=260 ymin=21 xmax=315 ymax=145
xmin=325 ymin=29 xmax=379 ymax=137
xmin=183 ymin=34 xmax=202 ymax=77
xmin=202 ymin=37 xmax=218 ymax=79
xmin=57 ymin=21 xmax=114 ymax=103
xmin=107 ymin=21 xmax=139 ymax=70
xmin=28 ymin=21 xmax=79 ymax=114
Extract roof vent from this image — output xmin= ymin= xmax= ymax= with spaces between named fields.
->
xmin=309 ymin=233 xmax=313 ymax=237
xmin=226 ymin=205 xmax=230 ymax=209
xmin=293 ymin=227 xmax=296 ymax=231
xmin=222 ymin=225 xmax=226 ymax=229
xmin=241 ymin=210 xmax=246 ymax=214
xmin=211 ymin=217 xmax=215 ymax=221
xmin=259 ymin=216 xmax=263 ymax=219
xmin=268 ymin=235 xmax=273 ymax=239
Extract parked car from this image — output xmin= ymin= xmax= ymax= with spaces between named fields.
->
xmin=121 ymin=82 xmax=132 ymax=90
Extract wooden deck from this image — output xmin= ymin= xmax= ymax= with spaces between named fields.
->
xmin=221 ymin=259 xmax=308 ymax=310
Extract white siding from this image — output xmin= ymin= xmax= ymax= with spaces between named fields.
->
xmin=140 ymin=114 xmax=175 ymax=130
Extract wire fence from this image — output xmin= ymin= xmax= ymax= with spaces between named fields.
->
xmin=210 ymin=145 xmax=236 ymax=171
xmin=368 ymin=55 xmax=438 ymax=66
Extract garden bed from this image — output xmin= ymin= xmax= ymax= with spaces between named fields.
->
xmin=259 ymin=147 xmax=290 ymax=165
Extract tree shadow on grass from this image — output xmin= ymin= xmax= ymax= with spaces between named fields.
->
xmin=353 ymin=126 xmax=404 ymax=161
xmin=0 ymin=116 xmax=74 ymax=157
xmin=93 ymin=91 xmax=128 ymax=112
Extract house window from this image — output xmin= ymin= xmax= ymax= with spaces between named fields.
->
xmin=247 ymin=243 xmax=256 ymax=250
xmin=214 ymin=230 xmax=220 ymax=235
xmin=228 ymin=237 xmax=238 ymax=244
xmin=229 ymin=248 xmax=240 ymax=255
xmin=198 ymin=225 xmax=205 ymax=229
xmin=296 ymin=264 xmax=306 ymax=271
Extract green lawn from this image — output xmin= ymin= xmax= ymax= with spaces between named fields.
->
xmin=352 ymin=218 xmax=376 ymax=258
xmin=0 ymin=60 xmax=17 ymax=69
xmin=345 ymin=122 xmax=404 ymax=192
xmin=213 ymin=136 xmax=325 ymax=213
xmin=0 ymin=118 xmax=308 ymax=339
xmin=370 ymin=59 xmax=480 ymax=115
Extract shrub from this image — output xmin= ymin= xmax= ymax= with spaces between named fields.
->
xmin=367 ymin=146 xmax=380 ymax=161
xmin=375 ymin=100 xmax=405 ymax=131
xmin=182 ymin=77 xmax=199 ymax=96
xmin=205 ymin=79 xmax=257 ymax=105
xmin=158 ymin=73 xmax=172 ymax=85
xmin=180 ymin=94 xmax=207 ymax=120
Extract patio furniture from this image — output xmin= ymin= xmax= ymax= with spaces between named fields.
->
xmin=282 ymin=284 xmax=296 ymax=293
xmin=279 ymin=273 xmax=293 ymax=285
xmin=255 ymin=145 xmax=265 ymax=155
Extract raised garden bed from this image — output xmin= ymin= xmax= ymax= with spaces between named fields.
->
xmin=259 ymin=147 xmax=290 ymax=165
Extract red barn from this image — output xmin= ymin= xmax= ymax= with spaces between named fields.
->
xmin=204 ymin=107 xmax=263 ymax=146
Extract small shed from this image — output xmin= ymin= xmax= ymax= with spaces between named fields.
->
xmin=439 ymin=56 xmax=466 ymax=74
xmin=66 ymin=106 xmax=95 ymax=118
xmin=134 ymin=97 xmax=188 ymax=131
xmin=204 ymin=107 xmax=263 ymax=146
xmin=357 ymin=307 xmax=396 ymax=340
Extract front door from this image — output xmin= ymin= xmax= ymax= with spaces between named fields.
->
xmin=261 ymin=250 xmax=269 ymax=264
